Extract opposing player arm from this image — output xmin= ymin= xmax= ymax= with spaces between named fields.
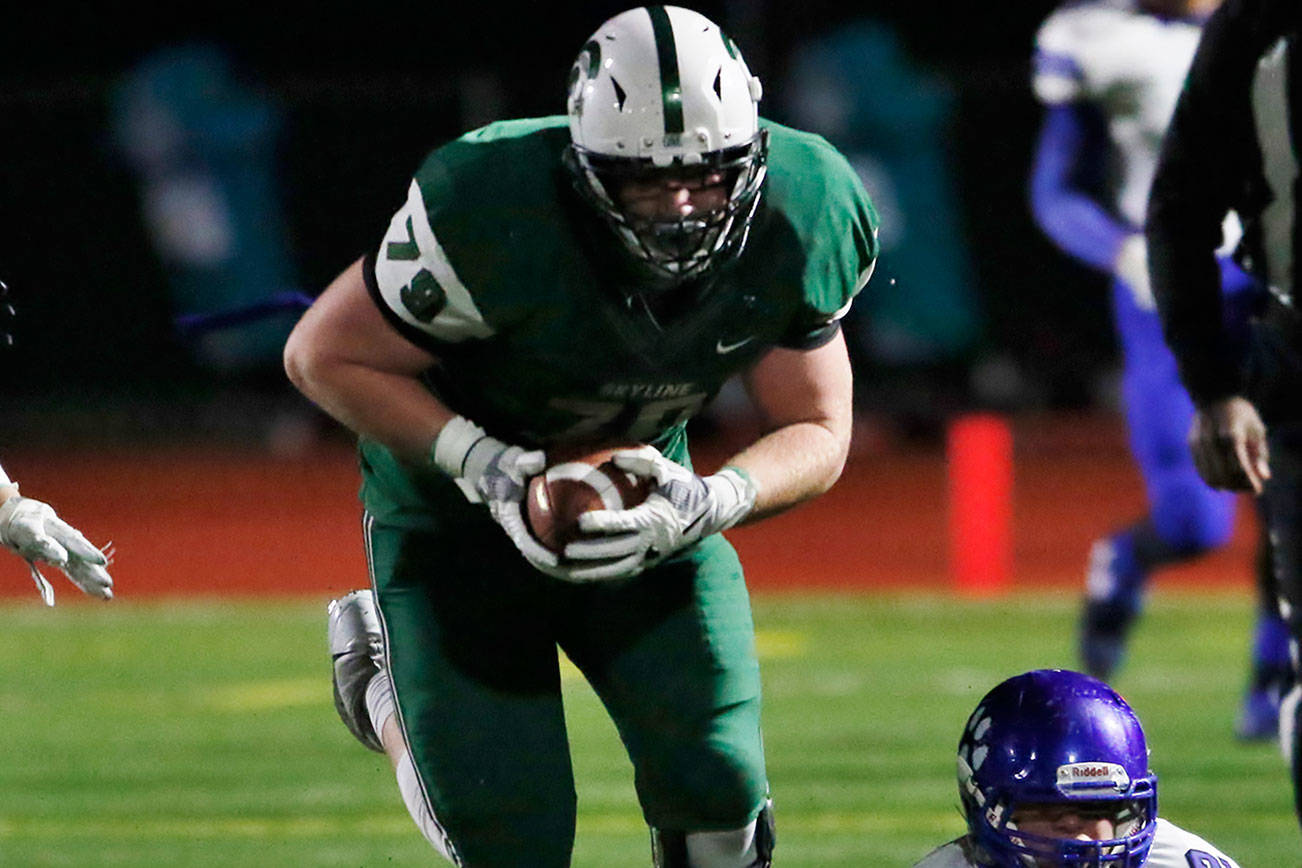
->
xmin=730 ymin=327 xmax=854 ymax=523
xmin=284 ymin=257 xmax=452 ymax=462
xmin=1029 ymin=102 xmax=1132 ymax=273
xmin=0 ymin=459 xmax=113 ymax=604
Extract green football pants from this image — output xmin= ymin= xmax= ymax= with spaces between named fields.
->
xmin=363 ymin=511 xmax=768 ymax=867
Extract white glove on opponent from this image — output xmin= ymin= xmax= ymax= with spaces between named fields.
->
xmin=0 ymin=495 xmax=113 ymax=605
xmin=431 ymin=416 xmax=563 ymax=575
xmin=565 ymin=445 xmax=758 ymax=581
xmin=1114 ymin=234 xmax=1155 ymax=311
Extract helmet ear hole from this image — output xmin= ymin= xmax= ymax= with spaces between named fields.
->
xmin=712 ymin=67 xmax=723 ymax=101
xmin=611 ymin=78 xmax=627 ymax=112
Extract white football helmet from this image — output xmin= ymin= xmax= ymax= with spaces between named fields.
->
xmin=563 ymin=5 xmax=768 ymax=287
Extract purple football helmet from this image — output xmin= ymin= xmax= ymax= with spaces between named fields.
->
xmin=957 ymin=669 xmax=1158 ymax=867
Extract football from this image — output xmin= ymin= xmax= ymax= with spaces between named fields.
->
xmin=525 ymin=443 xmax=654 ymax=555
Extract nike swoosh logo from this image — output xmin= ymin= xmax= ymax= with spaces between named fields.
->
xmin=716 ymin=336 xmax=755 ymax=354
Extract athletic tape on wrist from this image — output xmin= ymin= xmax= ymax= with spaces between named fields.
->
xmin=430 ymin=415 xmax=486 ymax=479
xmin=713 ymin=466 xmax=758 ymax=530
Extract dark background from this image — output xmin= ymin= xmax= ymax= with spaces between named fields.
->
xmin=0 ymin=1 xmax=1109 ymax=425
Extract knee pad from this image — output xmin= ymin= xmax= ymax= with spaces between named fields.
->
xmin=651 ymin=800 xmax=775 ymax=868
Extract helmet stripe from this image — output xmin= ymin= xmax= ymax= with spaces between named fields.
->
xmin=720 ymin=31 xmax=738 ymax=60
xmin=646 ymin=6 xmax=684 ymax=135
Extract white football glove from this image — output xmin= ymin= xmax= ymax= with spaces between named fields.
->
xmin=0 ymin=495 xmax=113 ymax=605
xmin=431 ymin=415 xmax=566 ymax=576
xmin=1114 ymin=234 xmax=1155 ymax=311
xmin=564 ymin=445 xmax=758 ymax=581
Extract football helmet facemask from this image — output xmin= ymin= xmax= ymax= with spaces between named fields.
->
xmin=957 ymin=670 xmax=1159 ymax=867
xmin=563 ymin=5 xmax=767 ymax=288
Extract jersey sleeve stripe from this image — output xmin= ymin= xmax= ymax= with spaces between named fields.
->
xmin=362 ymin=251 xmax=448 ymax=352
xmin=372 ymin=180 xmax=495 ymax=343
xmin=853 ymin=259 xmax=876 ymax=295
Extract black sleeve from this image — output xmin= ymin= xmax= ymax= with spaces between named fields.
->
xmin=780 ymin=319 xmax=843 ymax=351
xmin=1146 ymin=0 xmax=1276 ymax=404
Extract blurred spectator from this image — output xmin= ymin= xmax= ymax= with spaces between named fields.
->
xmin=109 ymin=43 xmax=318 ymax=453
xmin=779 ymin=19 xmax=984 ymax=435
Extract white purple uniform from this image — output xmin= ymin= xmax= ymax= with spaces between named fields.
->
xmin=1029 ymin=0 xmax=1258 ymax=580
xmin=913 ymin=818 xmax=1239 ymax=867
xmin=1034 ymin=0 xmax=1206 ymax=233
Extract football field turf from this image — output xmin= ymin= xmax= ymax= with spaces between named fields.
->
xmin=0 ymin=591 xmax=1294 ymax=866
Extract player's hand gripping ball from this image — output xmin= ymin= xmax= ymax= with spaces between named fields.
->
xmin=525 ymin=443 xmax=653 ymax=557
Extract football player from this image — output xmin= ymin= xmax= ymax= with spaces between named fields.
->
xmin=0 ymin=462 xmax=113 ymax=605
xmin=913 ymin=669 xmax=1240 ymax=867
xmin=1029 ymin=0 xmax=1292 ymax=738
xmin=283 ymin=6 xmax=877 ymax=866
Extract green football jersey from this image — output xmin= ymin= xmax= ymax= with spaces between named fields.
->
xmin=361 ymin=116 xmax=878 ymax=526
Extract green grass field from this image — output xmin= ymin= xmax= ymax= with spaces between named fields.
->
xmin=0 ymin=591 xmax=1294 ymax=866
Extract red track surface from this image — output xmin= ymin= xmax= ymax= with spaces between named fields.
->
xmin=0 ymin=414 xmax=1258 ymax=599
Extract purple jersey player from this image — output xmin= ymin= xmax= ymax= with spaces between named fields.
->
xmin=1029 ymin=0 xmax=1291 ymax=739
